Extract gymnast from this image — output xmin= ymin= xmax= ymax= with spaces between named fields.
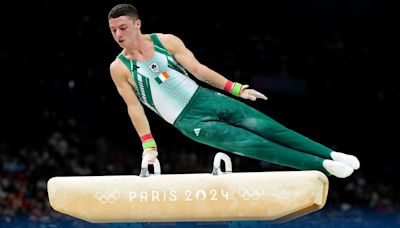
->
xmin=107 ymin=4 xmax=360 ymax=178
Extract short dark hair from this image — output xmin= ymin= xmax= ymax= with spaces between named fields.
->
xmin=108 ymin=4 xmax=139 ymax=20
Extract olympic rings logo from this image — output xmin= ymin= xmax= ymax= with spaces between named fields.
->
xmin=95 ymin=191 xmax=120 ymax=204
xmin=238 ymin=188 xmax=264 ymax=200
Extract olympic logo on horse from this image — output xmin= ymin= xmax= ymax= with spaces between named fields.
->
xmin=95 ymin=190 xmax=120 ymax=204
xmin=238 ymin=187 xmax=264 ymax=200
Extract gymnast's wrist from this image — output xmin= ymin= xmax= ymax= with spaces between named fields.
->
xmin=140 ymin=133 xmax=157 ymax=150
xmin=224 ymin=80 xmax=243 ymax=97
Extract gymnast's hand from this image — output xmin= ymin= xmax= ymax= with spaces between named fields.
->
xmin=142 ymin=148 xmax=158 ymax=164
xmin=239 ymin=85 xmax=268 ymax=101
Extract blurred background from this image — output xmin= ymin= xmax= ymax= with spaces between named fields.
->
xmin=0 ymin=0 xmax=397 ymax=227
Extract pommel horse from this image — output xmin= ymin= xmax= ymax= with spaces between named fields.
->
xmin=47 ymin=152 xmax=328 ymax=223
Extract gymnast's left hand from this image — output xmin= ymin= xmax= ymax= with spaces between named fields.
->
xmin=239 ymin=85 xmax=268 ymax=101
xmin=142 ymin=148 xmax=158 ymax=164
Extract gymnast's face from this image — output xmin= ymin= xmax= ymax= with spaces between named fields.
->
xmin=109 ymin=16 xmax=141 ymax=48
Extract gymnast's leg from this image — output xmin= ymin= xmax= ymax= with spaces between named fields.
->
xmin=223 ymin=94 xmax=360 ymax=170
xmin=176 ymin=119 xmax=354 ymax=178
xmin=174 ymin=88 xmax=354 ymax=177
xmin=203 ymin=87 xmax=358 ymax=170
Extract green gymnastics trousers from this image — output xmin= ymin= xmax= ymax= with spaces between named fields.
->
xmin=173 ymin=87 xmax=332 ymax=175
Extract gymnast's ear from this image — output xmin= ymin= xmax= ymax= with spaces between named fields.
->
xmin=134 ymin=19 xmax=141 ymax=28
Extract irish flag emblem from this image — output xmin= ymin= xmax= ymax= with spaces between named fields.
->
xmin=155 ymin=71 xmax=170 ymax=84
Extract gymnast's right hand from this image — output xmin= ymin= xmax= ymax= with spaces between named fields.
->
xmin=142 ymin=148 xmax=158 ymax=164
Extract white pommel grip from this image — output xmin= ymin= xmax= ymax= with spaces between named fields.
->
xmin=212 ymin=152 xmax=232 ymax=175
xmin=140 ymin=155 xmax=161 ymax=177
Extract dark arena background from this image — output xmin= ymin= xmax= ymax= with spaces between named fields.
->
xmin=0 ymin=0 xmax=397 ymax=227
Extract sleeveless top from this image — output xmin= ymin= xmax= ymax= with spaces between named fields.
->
xmin=117 ymin=34 xmax=199 ymax=124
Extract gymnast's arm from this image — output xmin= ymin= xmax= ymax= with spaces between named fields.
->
xmin=159 ymin=34 xmax=267 ymax=101
xmin=109 ymin=60 xmax=158 ymax=160
xmin=159 ymin=33 xmax=228 ymax=89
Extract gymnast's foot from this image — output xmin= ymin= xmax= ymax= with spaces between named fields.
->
xmin=323 ymin=160 xmax=354 ymax=178
xmin=330 ymin=151 xmax=360 ymax=170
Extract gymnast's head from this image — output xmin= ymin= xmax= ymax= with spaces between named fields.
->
xmin=108 ymin=4 xmax=141 ymax=47
xmin=108 ymin=4 xmax=139 ymax=21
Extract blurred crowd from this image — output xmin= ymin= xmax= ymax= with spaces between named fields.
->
xmin=0 ymin=116 xmax=399 ymax=225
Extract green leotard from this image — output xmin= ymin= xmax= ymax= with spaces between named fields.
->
xmin=118 ymin=34 xmax=333 ymax=175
